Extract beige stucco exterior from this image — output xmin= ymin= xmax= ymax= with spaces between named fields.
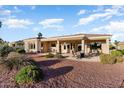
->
xmin=23 ymin=34 xmax=112 ymax=54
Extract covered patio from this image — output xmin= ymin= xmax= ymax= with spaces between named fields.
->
xmin=24 ymin=34 xmax=112 ymax=57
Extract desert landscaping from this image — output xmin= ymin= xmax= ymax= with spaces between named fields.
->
xmin=0 ymin=53 xmax=124 ymax=88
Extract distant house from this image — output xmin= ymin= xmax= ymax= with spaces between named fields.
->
xmin=9 ymin=40 xmax=24 ymax=49
xmin=118 ymin=42 xmax=124 ymax=50
xmin=23 ymin=34 xmax=112 ymax=55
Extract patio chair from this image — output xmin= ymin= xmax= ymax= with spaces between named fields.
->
xmin=76 ymin=51 xmax=84 ymax=59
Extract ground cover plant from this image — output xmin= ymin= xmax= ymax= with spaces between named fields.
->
xmin=0 ymin=48 xmax=44 ymax=85
xmin=15 ymin=65 xmax=44 ymax=84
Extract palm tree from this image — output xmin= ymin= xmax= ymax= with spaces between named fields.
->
xmin=37 ymin=32 xmax=43 ymax=53
xmin=37 ymin=32 xmax=42 ymax=39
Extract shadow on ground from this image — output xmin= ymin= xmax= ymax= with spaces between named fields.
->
xmin=36 ymin=59 xmax=62 ymax=66
xmin=44 ymin=66 xmax=73 ymax=80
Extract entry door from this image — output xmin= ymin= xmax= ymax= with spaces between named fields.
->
xmin=67 ymin=44 xmax=70 ymax=53
xmin=78 ymin=45 xmax=81 ymax=51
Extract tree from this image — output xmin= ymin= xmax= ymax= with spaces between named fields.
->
xmin=0 ymin=21 xmax=2 ymax=28
xmin=37 ymin=32 xmax=42 ymax=39
xmin=37 ymin=32 xmax=43 ymax=53
xmin=0 ymin=38 xmax=3 ymax=44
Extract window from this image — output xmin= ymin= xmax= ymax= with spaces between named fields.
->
xmin=64 ymin=45 xmax=66 ymax=49
xmin=33 ymin=44 xmax=35 ymax=49
xmin=29 ymin=43 xmax=35 ymax=49
xmin=41 ymin=43 xmax=43 ymax=47
xmin=51 ymin=43 xmax=56 ymax=47
xmin=67 ymin=45 xmax=70 ymax=49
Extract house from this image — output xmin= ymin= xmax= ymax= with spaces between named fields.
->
xmin=23 ymin=34 xmax=112 ymax=55
xmin=118 ymin=42 xmax=124 ymax=50
xmin=9 ymin=40 xmax=24 ymax=49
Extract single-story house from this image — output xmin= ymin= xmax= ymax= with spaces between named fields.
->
xmin=9 ymin=40 xmax=24 ymax=49
xmin=23 ymin=34 xmax=112 ymax=55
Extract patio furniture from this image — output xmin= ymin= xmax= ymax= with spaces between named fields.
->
xmin=76 ymin=51 xmax=85 ymax=59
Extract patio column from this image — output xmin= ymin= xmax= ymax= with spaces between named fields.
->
xmin=35 ymin=40 xmax=39 ymax=52
xmin=101 ymin=38 xmax=110 ymax=54
xmin=56 ymin=40 xmax=60 ymax=53
xmin=81 ymin=39 xmax=85 ymax=53
xmin=24 ymin=42 xmax=29 ymax=52
xmin=85 ymin=44 xmax=88 ymax=54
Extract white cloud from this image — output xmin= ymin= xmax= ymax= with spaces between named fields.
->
xmin=0 ymin=6 xmax=21 ymax=16
xmin=77 ymin=10 xmax=86 ymax=15
xmin=0 ymin=9 xmax=12 ymax=15
xmin=39 ymin=18 xmax=64 ymax=30
xmin=91 ymin=21 xmax=124 ymax=41
xmin=14 ymin=6 xmax=18 ymax=10
xmin=75 ymin=5 xmax=124 ymax=27
xmin=3 ymin=18 xmax=33 ymax=28
xmin=95 ymin=21 xmax=124 ymax=32
xmin=13 ymin=6 xmax=21 ymax=12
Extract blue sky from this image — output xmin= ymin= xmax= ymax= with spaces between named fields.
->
xmin=0 ymin=5 xmax=124 ymax=42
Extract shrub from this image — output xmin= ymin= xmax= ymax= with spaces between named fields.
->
xmin=100 ymin=54 xmax=116 ymax=64
xmin=0 ymin=57 xmax=6 ymax=73
xmin=54 ymin=52 xmax=64 ymax=58
xmin=3 ymin=52 xmax=36 ymax=71
xmin=15 ymin=65 xmax=44 ymax=84
xmin=118 ymin=49 xmax=124 ymax=55
xmin=0 ymin=57 xmax=4 ymax=64
xmin=109 ymin=44 xmax=116 ymax=50
xmin=45 ymin=52 xmax=54 ymax=58
xmin=111 ymin=50 xmax=123 ymax=57
xmin=0 ymin=45 xmax=15 ymax=57
xmin=116 ymin=56 xmax=124 ymax=63
xmin=100 ymin=53 xmax=124 ymax=64
xmin=16 ymin=48 xmax=26 ymax=54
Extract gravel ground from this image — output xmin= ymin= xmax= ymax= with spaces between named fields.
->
xmin=0 ymin=56 xmax=124 ymax=88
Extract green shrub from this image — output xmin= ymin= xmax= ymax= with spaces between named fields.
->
xmin=16 ymin=48 xmax=26 ymax=54
xmin=111 ymin=50 xmax=123 ymax=57
xmin=15 ymin=65 xmax=44 ymax=84
xmin=45 ymin=52 xmax=54 ymax=58
xmin=3 ymin=52 xmax=36 ymax=71
xmin=118 ymin=49 xmax=124 ymax=55
xmin=0 ymin=45 xmax=15 ymax=57
xmin=54 ymin=52 xmax=64 ymax=58
xmin=100 ymin=54 xmax=116 ymax=64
